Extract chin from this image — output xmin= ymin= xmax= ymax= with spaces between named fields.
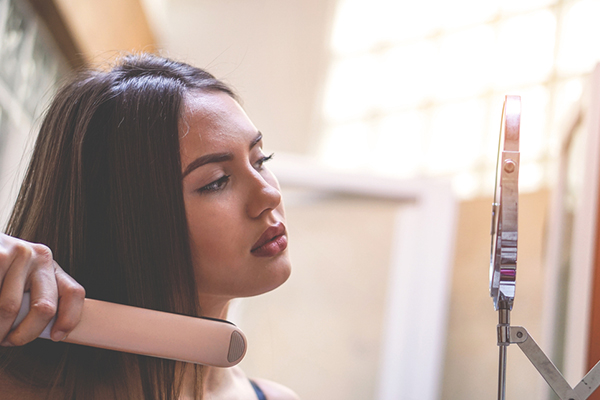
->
xmin=250 ymin=257 xmax=292 ymax=297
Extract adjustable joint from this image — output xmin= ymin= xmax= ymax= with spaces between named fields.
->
xmin=497 ymin=308 xmax=511 ymax=346
xmin=498 ymin=324 xmax=510 ymax=346
xmin=509 ymin=326 xmax=528 ymax=344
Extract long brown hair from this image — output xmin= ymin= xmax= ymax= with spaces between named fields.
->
xmin=0 ymin=53 xmax=236 ymax=399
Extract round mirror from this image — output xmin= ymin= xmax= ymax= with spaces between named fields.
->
xmin=490 ymin=95 xmax=520 ymax=311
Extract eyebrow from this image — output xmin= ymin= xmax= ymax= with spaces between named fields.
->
xmin=182 ymin=131 xmax=263 ymax=178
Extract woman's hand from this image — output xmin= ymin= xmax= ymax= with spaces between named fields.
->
xmin=0 ymin=233 xmax=85 ymax=347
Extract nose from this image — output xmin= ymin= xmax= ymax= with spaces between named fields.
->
xmin=246 ymin=170 xmax=282 ymax=219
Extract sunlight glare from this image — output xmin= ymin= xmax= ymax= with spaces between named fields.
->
xmin=519 ymin=162 xmax=545 ymax=192
xmin=436 ymin=26 xmax=496 ymax=101
xmin=557 ymin=0 xmax=600 ymax=75
xmin=495 ymin=10 xmax=556 ymax=88
xmin=375 ymin=42 xmax=437 ymax=110
xmin=371 ymin=111 xmax=425 ymax=178
xmin=547 ymin=78 xmax=583 ymax=156
xmin=519 ymin=85 xmax=549 ymax=162
xmin=323 ymin=56 xmax=378 ymax=122
xmin=425 ymin=99 xmax=487 ymax=175
xmin=452 ymin=171 xmax=480 ymax=199
xmin=319 ymin=121 xmax=373 ymax=170
xmin=437 ymin=0 xmax=499 ymax=30
xmin=321 ymin=0 xmax=595 ymax=197
xmin=331 ymin=0 xmax=380 ymax=55
xmin=500 ymin=0 xmax=557 ymax=14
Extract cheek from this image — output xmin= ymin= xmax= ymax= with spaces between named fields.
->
xmin=188 ymin=219 xmax=236 ymax=292
xmin=185 ymin=201 xmax=247 ymax=277
xmin=188 ymin=212 xmax=241 ymax=259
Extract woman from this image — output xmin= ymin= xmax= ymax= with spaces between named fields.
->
xmin=0 ymin=53 xmax=297 ymax=399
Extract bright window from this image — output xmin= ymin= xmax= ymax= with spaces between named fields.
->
xmin=319 ymin=0 xmax=595 ymax=198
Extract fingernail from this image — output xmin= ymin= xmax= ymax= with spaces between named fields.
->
xmin=0 ymin=340 xmax=14 ymax=347
xmin=51 ymin=331 xmax=66 ymax=342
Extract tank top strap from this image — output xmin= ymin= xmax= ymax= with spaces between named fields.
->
xmin=250 ymin=379 xmax=267 ymax=400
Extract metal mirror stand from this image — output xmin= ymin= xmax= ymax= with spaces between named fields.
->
xmin=492 ymin=96 xmax=600 ymax=400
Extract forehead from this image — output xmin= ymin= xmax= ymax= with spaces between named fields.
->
xmin=179 ymin=91 xmax=258 ymax=156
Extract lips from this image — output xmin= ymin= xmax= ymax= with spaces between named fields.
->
xmin=251 ymin=222 xmax=288 ymax=257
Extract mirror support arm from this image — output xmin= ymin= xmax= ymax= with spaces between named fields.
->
xmin=498 ymin=324 xmax=600 ymax=400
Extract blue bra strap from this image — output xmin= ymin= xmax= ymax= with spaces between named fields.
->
xmin=250 ymin=380 xmax=267 ymax=400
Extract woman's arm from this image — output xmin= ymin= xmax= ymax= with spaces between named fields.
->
xmin=0 ymin=233 xmax=85 ymax=346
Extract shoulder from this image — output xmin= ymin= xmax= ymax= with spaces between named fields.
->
xmin=251 ymin=377 xmax=300 ymax=400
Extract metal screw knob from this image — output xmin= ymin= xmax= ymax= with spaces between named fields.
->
xmin=504 ymin=160 xmax=516 ymax=173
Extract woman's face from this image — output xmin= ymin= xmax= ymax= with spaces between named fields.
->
xmin=179 ymin=91 xmax=291 ymax=313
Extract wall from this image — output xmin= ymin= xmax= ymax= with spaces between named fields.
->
xmin=52 ymin=0 xmax=155 ymax=63
xmin=150 ymin=0 xmax=337 ymax=156
xmin=236 ymin=194 xmax=400 ymax=400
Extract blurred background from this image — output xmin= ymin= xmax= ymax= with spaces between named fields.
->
xmin=1 ymin=0 xmax=600 ymax=399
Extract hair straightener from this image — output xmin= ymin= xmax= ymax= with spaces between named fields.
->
xmin=12 ymin=292 xmax=246 ymax=368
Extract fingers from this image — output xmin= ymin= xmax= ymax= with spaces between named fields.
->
xmin=0 ymin=240 xmax=31 ymax=344
xmin=51 ymin=262 xmax=85 ymax=341
xmin=4 ymin=255 xmax=58 ymax=346
xmin=0 ymin=236 xmax=85 ymax=348
xmin=0 ymin=242 xmax=58 ymax=346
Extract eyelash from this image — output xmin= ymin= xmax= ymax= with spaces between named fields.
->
xmin=254 ymin=153 xmax=274 ymax=171
xmin=197 ymin=153 xmax=274 ymax=194
xmin=198 ymin=175 xmax=231 ymax=193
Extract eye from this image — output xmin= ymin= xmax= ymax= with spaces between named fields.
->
xmin=254 ymin=153 xmax=274 ymax=171
xmin=197 ymin=175 xmax=230 ymax=193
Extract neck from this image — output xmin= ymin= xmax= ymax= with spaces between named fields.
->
xmin=200 ymin=296 xmax=229 ymax=389
xmin=180 ymin=364 xmax=221 ymax=397
xmin=181 ymin=363 xmax=246 ymax=399
xmin=197 ymin=294 xmax=232 ymax=319
xmin=180 ymin=295 xmax=235 ymax=398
